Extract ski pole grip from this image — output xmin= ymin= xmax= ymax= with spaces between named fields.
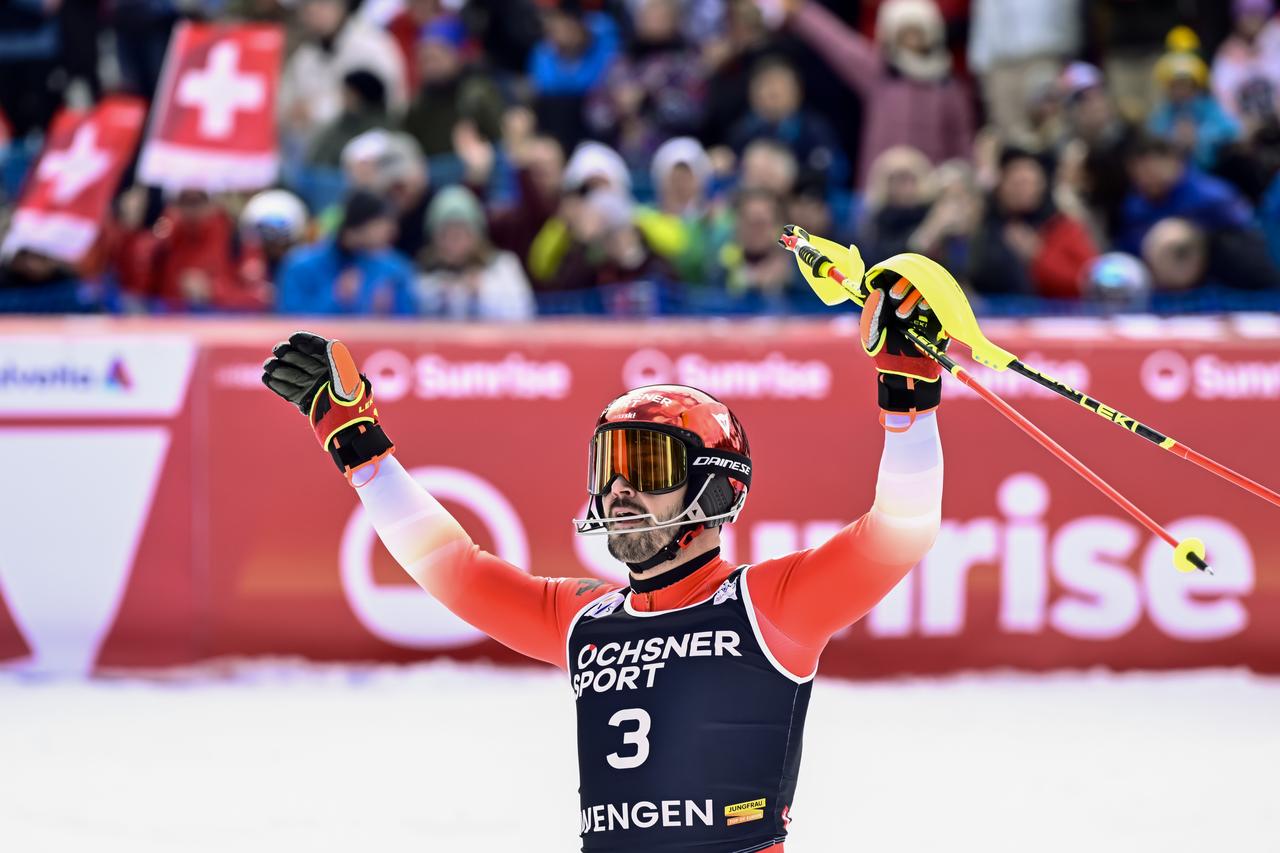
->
xmin=779 ymin=226 xmax=832 ymax=279
xmin=796 ymin=243 xmax=829 ymax=277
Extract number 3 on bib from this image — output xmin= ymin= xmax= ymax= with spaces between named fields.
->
xmin=606 ymin=708 xmax=651 ymax=769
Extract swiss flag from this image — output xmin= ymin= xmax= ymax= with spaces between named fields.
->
xmin=138 ymin=22 xmax=284 ymax=192
xmin=0 ymin=96 xmax=146 ymax=264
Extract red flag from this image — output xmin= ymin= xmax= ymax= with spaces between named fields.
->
xmin=138 ymin=22 xmax=284 ymax=192
xmin=1 ymin=96 xmax=147 ymax=265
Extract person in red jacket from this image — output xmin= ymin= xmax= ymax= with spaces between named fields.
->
xmin=119 ymin=188 xmax=271 ymax=312
xmin=968 ymin=147 xmax=1099 ymax=298
xmin=262 ymin=258 xmax=947 ymax=851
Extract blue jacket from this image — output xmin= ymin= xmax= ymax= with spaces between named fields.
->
xmin=1147 ymin=95 xmax=1240 ymax=170
xmin=1117 ymin=168 xmax=1254 ymax=255
xmin=276 ymin=239 xmax=417 ymax=316
xmin=528 ymin=13 xmax=619 ymax=96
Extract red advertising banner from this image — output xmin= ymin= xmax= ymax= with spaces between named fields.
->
xmin=1 ymin=316 xmax=1278 ymax=677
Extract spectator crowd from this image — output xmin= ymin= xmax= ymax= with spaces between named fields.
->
xmin=2 ymin=0 xmax=1280 ymax=317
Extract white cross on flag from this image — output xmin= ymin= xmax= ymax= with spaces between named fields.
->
xmin=138 ymin=22 xmax=283 ymax=192
xmin=0 ymin=96 xmax=146 ymax=264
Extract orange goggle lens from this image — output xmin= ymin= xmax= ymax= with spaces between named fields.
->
xmin=588 ymin=428 xmax=688 ymax=495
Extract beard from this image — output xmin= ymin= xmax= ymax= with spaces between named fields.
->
xmin=606 ymin=503 xmax=681 ymax=563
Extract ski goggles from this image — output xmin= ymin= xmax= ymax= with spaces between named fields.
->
xmin=587 ymin=426 xmax=689 ymax=495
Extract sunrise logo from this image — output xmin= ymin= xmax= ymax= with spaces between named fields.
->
xmin=104 ymin=357 xmax=133 ymax=391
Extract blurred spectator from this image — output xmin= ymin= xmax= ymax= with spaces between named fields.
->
xmin=726 ymin=55 xmax=847 ymax=186
xmin=589 ymin=189 xmax=679 ymax=288
xmin=788 ymin=169 xmax=838 ymax=245
xmin=1089 ymin=0 xmax=1189 ymax=123
xmin=738 ymin=137 xmax=799 ymax=197
xmin=1148 ymin=32 xmax=1241 ymax=171
xmin=714 ymin=188 xmax=798 ymax=302
xmin=1020 ymin=78 xmax=1071 ymax=155
xmin=1059 ymin=62 xmax=1139 ymax=239
xmin=0 ymin=0 xmax=66 ymax=139
xmin=482 ymin=124 xmax=566 ymax=271
xmin=463 ymin=0 xmax=544 ymax=75
xmin=648 ymin=136 xmax=716 ymax=280
xmin=1119 ymin=135 xmax=1278 ymax=289
xmin=401 ymin=15 xmax=505 ymax=157
xmin=317 ymin=130 xmax=430 ymax=249
xmin=417 ymin=186 xmax=535 ymax=320
xmin=586 ymin=0 xmax=706 ymax=169
xmin=529 ymin=141 xmax=688 ymax=286
xmin=111 ymin=0 xmax=177 ymax=103
xmin=967 ymin=0 xmax=1081 ymax=143
xmin=1141 ymin=218 xmax=1209 ymax=291
xmin=1118 ymin=135 xmax=1252 ymax=253
xmin=784 ymin=0 xmax=974 ymax=187
xmin=907 ymin=158 xmax=981 ymax=269
xmin=652 ymin=136 xmax=714 ymax=217
xmin=529 ymin=0 xmax=620 ymax=151
xmin=1082 ymin=251 xmax=1153 ymax=309
xmin=0 ymin=249 xmax=93 ymax=313
xmin=307 ymin=70 xmax=394 ymax=167
xmin=1257 ymin=124 xmax=1280 ymax=262
xmin=700 ymin=0 xmax=778 ymax=148
xmin=373 ymin=132 xmax=435 ymax=261
xmin=277 ymin=189 xmax=417 ymax=315
xmin=121 ymin=189 xmax=269 ymax=312
xmin=238 ymin=189 xmax=311 ymax=305
xmin=278 ymin=0 xmax=407 ymax=155
xmin=539 ymin=188 xmax=678 ymax=293
xmin=858 ymin=146 xmax=934 ymax=263
xmin=1212 ymin=0 xmax=1280 ymax=131
xmin=388 ymin=0 xmax=442 ymax=89
xmin=968 ymin=148 xmax=1099 ymax=297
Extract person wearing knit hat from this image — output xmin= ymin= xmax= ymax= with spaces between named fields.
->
xmin=417 ymin=186 xmax=535 ymax=321
xmin=776 ymin=0 xmax=974 ymax=188
xmin=1148 ymin=28 xmax=1241 ymax=171
xmin=643 ymin=137 xmax=716 ymax=283
xmin=400 ymin=13 xmax=505 ymax=158
xmin=1213 ymin=0 xmax=1280 ymax=127
xmin=651 ymin=137 xmax=713 ymax=215
xmin=562 ymin=140 xmax=632 ymax=195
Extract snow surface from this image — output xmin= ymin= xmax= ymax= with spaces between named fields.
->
xmin=2 ymin=663 xmax=1277 ymax=853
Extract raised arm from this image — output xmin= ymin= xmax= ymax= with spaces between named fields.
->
xmin=747 ymin=411 xmax=942 ymax=657
xmin=786 ymin=1 xmax=880 ymax=97
xmin=262 ymin=332 xmax=619 ymax=670
xmin=745 ymin=260 xmax=949 ymax=673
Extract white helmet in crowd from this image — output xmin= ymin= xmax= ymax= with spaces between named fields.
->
xmin=1082 ymin=252 xmax=1152 ymax=307
xmin=241 ymin=190 xmax=309 ymax=244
